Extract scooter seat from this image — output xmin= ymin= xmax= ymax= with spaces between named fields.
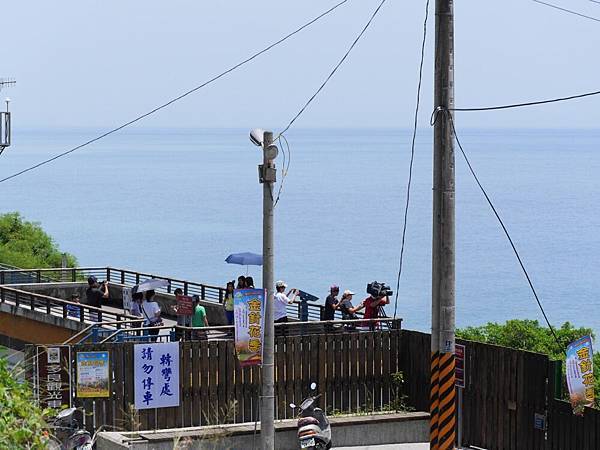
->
xmin=298 ymin=417 xmax=320 ymax=427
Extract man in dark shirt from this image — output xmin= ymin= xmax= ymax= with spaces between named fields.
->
xmin=85 ymin=276 xmax=109 ymax=322
xmin=323 ymin=285 xmax=340 ymax=327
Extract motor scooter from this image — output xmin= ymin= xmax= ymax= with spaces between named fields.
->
xmin=46 ymin=407 xmax=93 ymax=450
xmin=290 ymin=383 xmax=332 ymax=450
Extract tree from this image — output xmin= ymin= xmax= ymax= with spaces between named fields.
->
xmin=457 ymin=319 xmax=599 ymax=407
xmin=0 ymin=358 xmax=50 ymax=449
xmin=0 ymin=212 xmax=77 ymax=269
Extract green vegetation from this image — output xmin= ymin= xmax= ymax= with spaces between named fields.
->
xmin=0 ymin=212 xmax=77 ymax=269
xmin=457 ymin=319 xmax=599 ymax=407
xmin=0 ymin=358 xmax=50 ymax=449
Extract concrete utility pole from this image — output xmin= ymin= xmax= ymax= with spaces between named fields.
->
xmin=431 ymin=0 xmax=456 ymax=449
xmin=260 ymin=130 xmax=277 ymax=449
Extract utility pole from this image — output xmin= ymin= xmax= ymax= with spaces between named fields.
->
xmin=431 ymin=0 xmax=455 ymax=449
xmin=259 ymin=130 xmax=277 ymax=449
xmin=0 ymin=79 xmax=15 ymax=153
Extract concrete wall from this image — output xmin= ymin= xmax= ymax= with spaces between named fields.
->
xmin=0 ymin=306 xmax=80 ymax=344
xmin=7 ymin=282 xmax=228 ymax=326
xmin=96 ymin=412 xmax=429 ymax=450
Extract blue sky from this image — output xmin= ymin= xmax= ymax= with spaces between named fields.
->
xmin=4 ymin=0 xmax=599 ymax=129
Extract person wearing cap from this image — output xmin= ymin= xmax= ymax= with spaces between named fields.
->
xmin=323 ymin=285 xmax=340 ymax=329
xmin=339 ymin=290 xmax=359 ymax=324
xmin=85 ymin=276 xmax=109 ymax=322
xmin=274 ymin=280 xmax=296 ymax=323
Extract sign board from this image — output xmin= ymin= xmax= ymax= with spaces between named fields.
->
xmin=233 ymin=288 xmax=266 ymax=367
xmin=534 ymin=412 xmax=546 ymax=430
xmin=36 ymin=345 xmax=71 ymax=410
xmin=122 ymin=287 xmax=133 ymax=311
xmin=566 ymin=335 xmax=594 ymax=414
xmin=455 ymin=343 xmax=465 ymax=388
xmin=175 ymin=295 xmax=193 ymax=316
xmin=134 ymin=342 xmax=180 ymax=410
xmin=76 ymin=351 xmax=110 ymax=398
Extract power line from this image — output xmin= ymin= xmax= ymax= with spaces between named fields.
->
xmin=0 ymin=0 xmax=352 ymax=186
xmin=393 ymin=0 xmax=431 ymax=319
xmin=445 ymin=89 xmax=600 ymax=113
xmin=441 ymin=109 xmax=563 ymax=349
xmin=532 ymin=0 xmax=600 ymax=22
xmin=276 ymin=0 xmax=388 ymax=139
xmin=273 ymin=134 xmax=291 ymax=208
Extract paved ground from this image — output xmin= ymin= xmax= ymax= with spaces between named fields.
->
xmin=333 ymin=444 xmax=429 ymax=449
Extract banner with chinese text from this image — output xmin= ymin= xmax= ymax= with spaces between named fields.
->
xmin=133 ymin=342 xmax=180 ymax=410
xmin=76 ymin=351 xmax=110 ymax=398
xmin=234 ymin=288 xmax=266 ymax=367
xmin=36 ymin=345 xmax=71 ymax=410
xmin=566 ymin=335 xmax=594 ymax=414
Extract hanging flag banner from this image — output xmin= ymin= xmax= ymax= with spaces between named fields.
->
xmin=234 ymin=288 xmax=266 ymax=367
xmin=566 ymin=335 xmax=594 ymax=414
xmin=36 ymin=345 xmax=72 ymax=410
xmin=133 ymin=342 xmax=180 ymax=410
xmin=76 ymin=351 xmax=110 ymax=398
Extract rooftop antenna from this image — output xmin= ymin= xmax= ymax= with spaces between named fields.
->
xmin=0 ymin=78 xmax=15 ymax=155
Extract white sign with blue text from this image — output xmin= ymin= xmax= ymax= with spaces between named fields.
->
xmin=133 ymin=342 xmax=180 ymax=410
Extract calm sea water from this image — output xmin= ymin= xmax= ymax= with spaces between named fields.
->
xmin=1 ymin=127 xmax=599 ymax=335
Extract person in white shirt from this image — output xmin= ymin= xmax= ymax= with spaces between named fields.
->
xmin=141 ymin=290 xmax=162 ymax=341
xmin=274 ymin=280 xmax=297 ymax=323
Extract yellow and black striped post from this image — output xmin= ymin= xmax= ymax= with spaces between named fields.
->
xmin=430 ymin=351 xmax=440 ymax=450
xmin=437 ymin=351 xmax=456 ymax=449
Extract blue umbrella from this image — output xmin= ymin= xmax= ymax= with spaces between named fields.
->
xmin=225 ymin=252 xmax=263 ymax=266
xmin=225 ymin=252 xmax=263 ymax=275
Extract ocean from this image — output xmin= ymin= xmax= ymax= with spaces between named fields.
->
xmin=1 ymin=127 xmax=598 ymax=336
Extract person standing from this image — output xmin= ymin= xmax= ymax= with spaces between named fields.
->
xmin=354 ymin=293 xmax=389 ymax=330
xmin=338 ymin=290 xmax=359 ymax=330
xmin=141 ymin=290 xmax=162 ymax=341
xmin=245 ymin=276 xmax=255 ymax=289
xmin=130 ymin=291 xmax=144 ymax=318
xmin=274 ymin=280 xmax=296 ymax=323
xmin=223 ymin=281 xmax=235 ymax=325
xmin=192 ymin=296 xmax=209 ymax=340
xmin=236 ymin=276 xmax=246 ymax=290
xmin=323 ymin=285 xmax=340 ymax=321
xmin=85 ymin=276 xmax=109 ymax=322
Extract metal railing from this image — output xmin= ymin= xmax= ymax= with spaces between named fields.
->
xmin=0 ymin=285 xmax=140 ymax=327
xmin=96 ymin=317 xmax=402 ymax=344
xmin=0 ymin=266 xmax=384 ymax=324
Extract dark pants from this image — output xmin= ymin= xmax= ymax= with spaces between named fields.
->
xmin=275 ymin=316 xmax=288 ymax=336
xmin=147 ymin=327 xmax=160 ymax=342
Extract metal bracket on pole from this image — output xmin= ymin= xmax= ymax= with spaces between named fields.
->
xmin=258 ymin=164 xmax=277 ymax=184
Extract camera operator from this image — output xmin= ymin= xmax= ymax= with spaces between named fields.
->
xmin=354 ymin=282 xmax=390 ymax=330
xmin=85 ymin=276 xmax=109 ymax=322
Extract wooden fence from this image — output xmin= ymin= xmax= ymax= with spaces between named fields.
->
xmin=43 ymin=328 xmax=403 ymax=432
xmin=547 ymin=400 xmax=600 ymax=450
xmin=28 ymin=329 xmax=600 ymax=447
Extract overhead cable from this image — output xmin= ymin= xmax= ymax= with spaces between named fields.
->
xmin=532 ymin=0 xmax=600 ymax=22
xmin=0 ymin=0 xmax=352 ymax=185
xmin=439 ymin=108 xmax=563 ymax=349
xmin=276 ymin=0 xmax=388 ymax=139
xmin=393 ymin=0 xmax=431 ymax=319
xmin=446 ymin=89 xmax=600 ymax=113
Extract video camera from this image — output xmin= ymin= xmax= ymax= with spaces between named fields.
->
xmin=366 ymin=281 xmax=393 ymax=298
